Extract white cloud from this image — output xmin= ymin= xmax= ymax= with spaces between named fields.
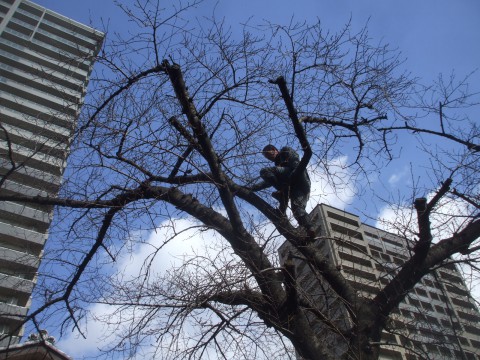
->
xmin=387 ymin=166 xmax=410 ymax=187
xmin=121 ymin=218 xmax=211 ymax=276
xmin=56 ymin=216 xmax=220 ymax=359
xmin=55 ymin=303 xmax=119 ymax=358
xmin=307 ymin=156 xmax=355 ymax=212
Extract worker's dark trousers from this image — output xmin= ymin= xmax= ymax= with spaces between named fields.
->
xmin=260 ymin=166 xmax=311 ymax=228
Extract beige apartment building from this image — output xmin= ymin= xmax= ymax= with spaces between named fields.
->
xmin=280 ymin=204 xmax=480 ymax=360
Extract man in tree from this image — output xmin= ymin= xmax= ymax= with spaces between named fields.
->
xmin=251 ymin=144 xmax=315 ymax=236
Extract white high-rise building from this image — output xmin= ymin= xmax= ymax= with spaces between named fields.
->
xmin=280 ymin=204 xmax=480 ymax=359
xmin=0 ymin=0 xmax=103 ymax=345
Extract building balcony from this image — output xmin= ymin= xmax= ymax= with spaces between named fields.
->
xmin=0 ymin=106 xmax=71 ymax=142
xmin=1 ymin=159 xmax=61 ymax=192
xmin=0 ymin=220 xmax=45 ymax=254
xmin=0 ymin=302 xmax=28 ymax=320
xmin=0 ymin=246 xmax=40 ymax=270
xmin=0 ymin=273 xmax=34 ymax=295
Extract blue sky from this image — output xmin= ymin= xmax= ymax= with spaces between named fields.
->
xmin=26 ymin=0 xmax=480 ymax=357
xmin=35 ymin=0 xmax=480 ymax=211
xmin=36 ymin=0 xmax=480 ymax=81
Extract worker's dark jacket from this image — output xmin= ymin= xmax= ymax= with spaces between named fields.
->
xmin=276 ymin=146 xmax=310 ymax=197
xmin=252 ymin=147 xmax=311 ymax=226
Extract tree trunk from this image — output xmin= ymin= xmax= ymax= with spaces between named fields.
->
xmin=343 ymin=301 xmax=382 ymax=360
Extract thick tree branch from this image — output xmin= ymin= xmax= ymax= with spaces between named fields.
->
xmin=164 ymin=60 xmax=247 ymax=239
xmin=282 ymin=252 xmax=298 ymax=308
xmin=414 ymin=178 xmax=452 ymax=258
xmin=269 ymin=76 xmax=312 ymax=181
xmin=427 ymin=218 xmax=480 ymax=260
xmin=167 ymin=112 xmax=226 ymax=180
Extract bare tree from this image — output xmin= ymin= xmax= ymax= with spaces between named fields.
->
xmin=1 ymin=1 xmax=479 ymax=359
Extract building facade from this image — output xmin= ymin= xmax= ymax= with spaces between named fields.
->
xmin=0 ymin=0 xmax=103 ymax=345
xmin=279 ymin=204 xmax=480 ymax=359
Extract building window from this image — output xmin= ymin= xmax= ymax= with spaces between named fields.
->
xmin=327 ymin=211 xmax=359 ymax=227
xmin=381 ymin=237 xmax=404 ymax=248
xmin=0 ymin=294 xmax=18 ymax=305
xmin=415 ymin=288 xmax=428 ymax=297
xmin=338 ymin=251 xmax=372 ymax=268
xmin=330 ymin=223 xmax=364 ymax=240
xmin=0 ymin=324 xmax=10 ymax=335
